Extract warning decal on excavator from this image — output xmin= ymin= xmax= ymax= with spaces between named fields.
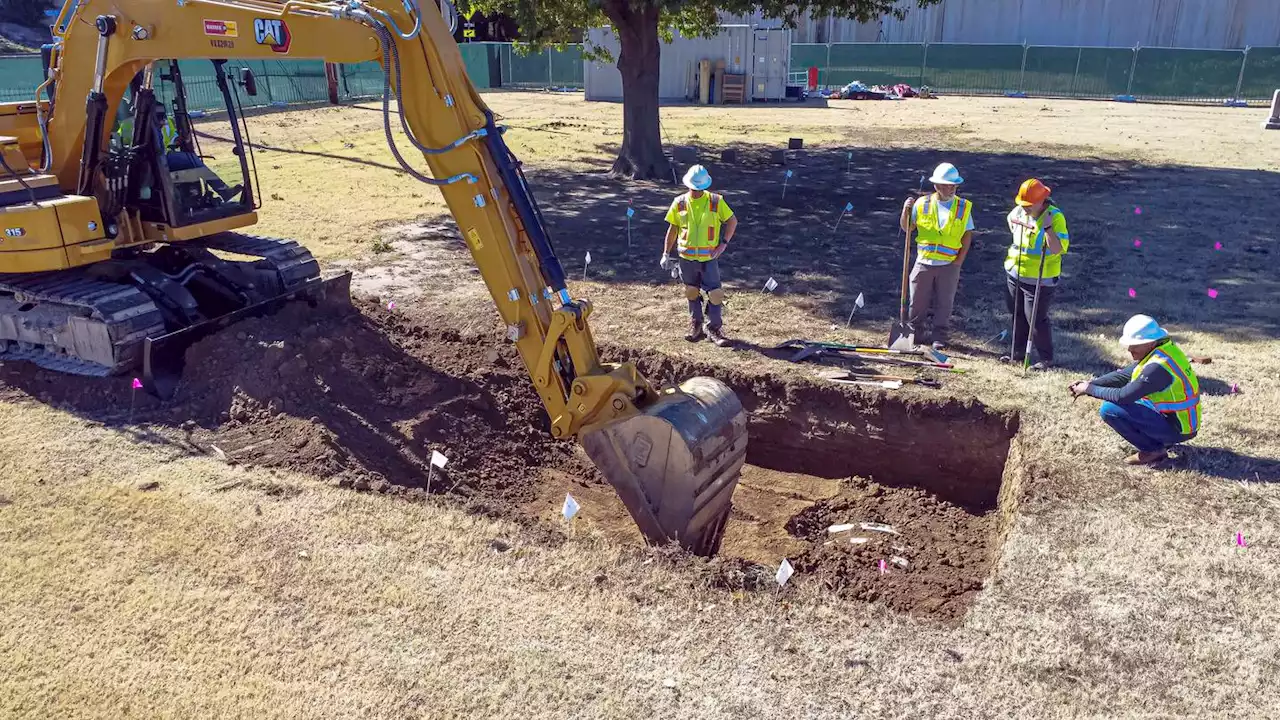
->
xmin=466 ymin=228 xmax=484 ymax=251
xmin=253 ymin=18 xmax=292 ymax=53
xmin=202 ymin=20 xmax=238 ymax=37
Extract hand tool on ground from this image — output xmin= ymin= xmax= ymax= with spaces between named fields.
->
xmin=829 ymin=379 xmax=904 ymax=390
xmin=773 ymin=339 xmax=947 ymax=363
xmin=1023 ymin=243 xmax=1050 ymax=373
xmin=818 ymin=369 xmax=942 ymax=388
xmin=851 ymin=353 xmax=960 ymax=371
xmin=888 ymin=177 xmax=926 ymax=351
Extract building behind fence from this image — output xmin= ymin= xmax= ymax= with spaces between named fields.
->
xmin=2 ymin=40 xmax=1278 ymax=108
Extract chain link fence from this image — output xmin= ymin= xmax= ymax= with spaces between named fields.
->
xmin=793 ymin=42 xmax=1280 ymax=105
xmin=0 ymin=42 xmax=584 ymax=107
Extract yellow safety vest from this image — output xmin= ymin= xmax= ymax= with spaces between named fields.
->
xmin=1005 ymin=205 xmax=1070 ymax=279
xmin=116 ymin=116 xmax=178 ymax=148
xmin=914 ymin=194 xmax=972 ymax=264
xmin=673 ymin=192 xmax=725 ymax=261
xmin=1133 ymin=340 xmax=1200 ymax=435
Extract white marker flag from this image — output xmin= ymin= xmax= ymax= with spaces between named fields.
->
xmin=585 ymin=251 xmax=592 ymax=265
xmin=763 ymin=277 xmax=779 ymax=293
xmin=855 ymin=292 xmax=865 ymax=309
xmin=776 ymin=558 xmax=795 ymax=587
xmin=562 ymin=494 xmax=580 ymax=520
xmin=430 ymin=450 xmax=448 ymax=469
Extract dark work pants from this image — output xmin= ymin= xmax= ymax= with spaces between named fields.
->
xmin=1005 ymin=274 xmax=1055 ymax=362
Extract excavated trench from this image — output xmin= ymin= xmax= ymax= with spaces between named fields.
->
xmin=0 ymin=299 xmax=1022 ymax=621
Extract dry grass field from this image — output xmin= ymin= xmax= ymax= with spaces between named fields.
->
xmin=3 ymin=91 xmax=1280 ymax=719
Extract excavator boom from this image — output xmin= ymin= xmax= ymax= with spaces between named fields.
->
xmin=3 ymin=0 xmax=748 ymax=554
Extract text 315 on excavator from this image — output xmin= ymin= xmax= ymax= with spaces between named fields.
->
xmin=0 ymin=0 xmax=748 ymax=555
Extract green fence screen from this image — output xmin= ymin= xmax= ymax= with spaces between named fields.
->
xmin=792 ymin=43 xmax=1280 ymax=105
xmin=0 ymin=42 xmax=584 ymax=108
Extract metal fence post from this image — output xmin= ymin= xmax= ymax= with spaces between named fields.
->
xmin=1233 ymin=46 xmax=1249 ymax=101
xmin=1126 ymin=44 xmax=1139 ymax=96
xmin=825 ymin=42 xmax=831 ymax=87
xmin=1018 ymin=41 xmax=1028 ymax=92
xmin=1069 ymin=46 xmax=1082 ymax=96
xmin=920 ymin=42 xmax=929 ymax=86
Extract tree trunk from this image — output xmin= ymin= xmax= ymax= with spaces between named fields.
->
xmin=606 ymin=3 xmax=671 ymax=181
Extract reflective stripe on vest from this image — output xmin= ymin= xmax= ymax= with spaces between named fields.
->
xmin=676 ymin=192 xmax=724 ymax=261
xmin=1131 ymin=341 xmax=1201 ymax=435
xmin=1005 ymin=206 xmax=1068 ymax=279
xmin=915 ymin=195 xmax=970 ymax=263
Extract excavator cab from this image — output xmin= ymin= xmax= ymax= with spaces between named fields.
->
xmin=110 ymin=60 xmax=254 ymax=229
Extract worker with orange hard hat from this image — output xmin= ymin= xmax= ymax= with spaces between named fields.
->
xmin=1002 ymin=178 xmax=1069 ymax=370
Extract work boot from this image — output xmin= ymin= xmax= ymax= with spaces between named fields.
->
xmin=1125 ymin=449 xmax=1170 ymax=466
xmin=706 ymin=325 xmax=730 ymax=347
xmin=685 ymin=319 xmax=705 ymax=343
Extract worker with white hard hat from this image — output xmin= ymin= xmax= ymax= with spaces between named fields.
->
xmin=898 ymin=162 xmax=975 ymax=350
xmin=661 ymin=165 xmax=738 ymax=346
xmin=1069 ymin=315 xmax=1201 ymax=466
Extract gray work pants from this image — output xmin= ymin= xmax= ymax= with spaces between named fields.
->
xmin=907 ymin=261 xmax=962 ymax=343
xmin=679 ymin=258 xmax=723 ymax=330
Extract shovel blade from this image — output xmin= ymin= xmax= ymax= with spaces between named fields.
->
xmin=887 ymin=322 xmax=915 ymax=352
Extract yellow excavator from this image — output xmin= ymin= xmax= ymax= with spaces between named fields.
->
xmin=0 ymin=0 xmax=747 ymax=554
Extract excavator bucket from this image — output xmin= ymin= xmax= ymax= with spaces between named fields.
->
xmin=581 ymin=376 xmax=748 ymax=556
xmin=141 ymin=272 xmax=353 ymax=399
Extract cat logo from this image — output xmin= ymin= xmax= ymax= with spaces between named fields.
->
xmin=253 ymin=18 xmax=291 ymax=53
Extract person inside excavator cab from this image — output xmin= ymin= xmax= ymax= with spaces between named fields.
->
xmin=111 ymin=73 xmax=244 ymax=208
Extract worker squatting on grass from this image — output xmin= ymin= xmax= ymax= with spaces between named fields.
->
xmin=1070 ymin=315 xmax=1202 ymax=467
xmin=660 ymin=165 xmax=738 ymax=347
xmin=898 ymin=163 xmax=975 ymax=350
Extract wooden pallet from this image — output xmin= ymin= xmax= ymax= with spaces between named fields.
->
xmin=722 ymin=73 xmax=746 ymax=104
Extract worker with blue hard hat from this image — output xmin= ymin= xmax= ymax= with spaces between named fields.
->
xmin=660 ymin=165 xmax=738 ymax=346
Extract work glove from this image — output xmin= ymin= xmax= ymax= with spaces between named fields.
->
xmin=659 ymin=254 xmax=672 ymax=271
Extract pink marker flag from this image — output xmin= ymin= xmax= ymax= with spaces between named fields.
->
xmin=1134 ymin=206 xmax=1143 ymax=215
xmin=1207 ymin=288 xmax=1219 ymax=299
xmin=131 ymin=378 xmax=143 ymax=389
xmin=1214 ymin=242 xmax=1223 ymax=250
xmin=1236 ymin=532 xmax=1247 ymax=547
xmin=1133 ymin=239 xmax=1142 ymax=248
xmin=387 ymin=301 xmax=396 ymax=310
xmin=1230 ymin=383 xmax=1240 ymax=394
xmin=878 ymin=559 xmax=887 ymax=574
xmin=1128 ymin=288 xmax=1137 ymax=298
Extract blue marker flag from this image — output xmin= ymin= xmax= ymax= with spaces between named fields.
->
xmin=626 ymin=207 xmax=634 ymax=218
xmin=785 ymin=169 xmax=793 ymax=178
xmin=844 ymin=202 xmax=853 ymax=212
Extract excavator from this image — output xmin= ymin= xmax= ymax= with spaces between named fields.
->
xmin=0 ymin=0 xmax=748 ymax=555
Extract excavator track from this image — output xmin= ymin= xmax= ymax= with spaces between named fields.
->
xmin=0 ymin=272 xmax=166 ymax=376
xmin=0 ymin=233 xmax=343 ymax=384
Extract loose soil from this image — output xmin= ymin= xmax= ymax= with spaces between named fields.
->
xmin=0 ymin=299 xmax=1016 ymax=621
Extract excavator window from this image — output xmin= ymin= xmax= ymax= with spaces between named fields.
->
xmin=111 ymin=60 xmax=255 ymax=228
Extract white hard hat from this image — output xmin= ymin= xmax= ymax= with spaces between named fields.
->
xmin=1119 ymin=314 xmax=1169 ymax=346
xmin=929 ymin=162 xmax=964 ymax=185
xmin=683 ymin=165 xmax=712 ymax=191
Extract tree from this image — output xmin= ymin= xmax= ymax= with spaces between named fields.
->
xmin=0 ymin=0 xmax=57 ymax=26
xmin=465 ymin=0 xmax=942 ymax=180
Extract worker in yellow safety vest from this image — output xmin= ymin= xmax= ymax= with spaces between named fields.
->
xmin=898 ymin=162 xmax=974 ymax=350
xmin=1002 ymin=178 xmax=1069 ymax=369
xmin=661 ymin=165 xmax=738 ymax=346
xmin=1070 ymin=315 xmax=1201 ymax=466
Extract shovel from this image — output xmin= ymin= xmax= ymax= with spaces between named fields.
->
xmin=888 ymin=177 xmax=926 ymax=350
xmin=774 ymin=340 xmax=948 ymax=363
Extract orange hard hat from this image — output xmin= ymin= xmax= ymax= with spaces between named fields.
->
xmin=1015 ymin=178 xmax=1052 ymax=206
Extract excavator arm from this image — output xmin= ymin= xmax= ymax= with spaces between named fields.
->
xmin=37 ymin=0 xmax=747 ymax=554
